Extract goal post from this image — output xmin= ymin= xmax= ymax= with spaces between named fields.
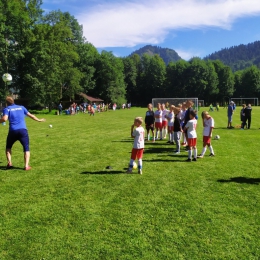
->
xmin=198 ymin=100 xmax=205 ymax=107
xmin=152 ymin=98 xmax=199 ymax=111
xmin=230 ymin=98 xmax=258 ymax=106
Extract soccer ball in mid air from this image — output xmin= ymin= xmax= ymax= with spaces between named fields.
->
xmin=133 ymin=162 xmax=137 ymax=170
xmin=214 ymin=135 xmax=220 ymax=140
xmin=2 ymin=73 xmax=12 ymax=82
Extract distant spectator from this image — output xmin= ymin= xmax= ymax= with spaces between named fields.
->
xmin=58 ymin=102 xmax=63 ymax=115
xmin=243 ymin=104 xmax=252 ymax=129
xmin=227 ymin=101 xmax=234 ymax=129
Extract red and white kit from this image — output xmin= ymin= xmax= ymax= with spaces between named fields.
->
xmin=131 ymin=126 xmax=145 ymax=159
xmin=203 ymin=117 xmax=214 ymax=144
xmin=162 ymin=109 xmax=169 ymax=128
xmin=185 ymin=119 xmax=197 ymax=147
xmin=154 ymin=110 xmax=162 ymax=129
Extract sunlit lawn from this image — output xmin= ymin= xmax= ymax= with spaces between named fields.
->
xmin=0 ymin=106 xmax=259 ymax=259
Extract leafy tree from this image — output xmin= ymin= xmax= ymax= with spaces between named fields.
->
xmin=0 ymin=0 xmax=43 ymax=100
xmin=94 ymin=51 xmax=126 ymax=105
xmin=241 ymin=66 xmax=260 ymax=98
xmin=212 ymin=60 xmax=234 ymax=103
xmin=122 ymin=56 xmax=137 ymax=103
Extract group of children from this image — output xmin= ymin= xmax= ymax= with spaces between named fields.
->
xmin=126 ymin=101 xmax=215 ymax=174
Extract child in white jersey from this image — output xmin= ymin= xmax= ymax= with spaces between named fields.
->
xmin=197 ymin=111 xmax=215 ymax=158
xmin=154 ymin=103 xmax=163 ymax=140
xmin=184 ymin=110 xmax=198 ymax=162
xmin=165 ymin=105 xmax=175 ymax=144
xmin=161 ymin=103 xmax=169 ymax=139
xmin=127 ymin=117 xmax=145 ymax=174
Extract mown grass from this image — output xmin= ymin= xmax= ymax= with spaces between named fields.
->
xmin=0 ymin=106 xmax=259 ymax=259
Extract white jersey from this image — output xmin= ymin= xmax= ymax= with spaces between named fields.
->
xmin=180 ymin=110 xmax=186 ymax=123
xmin=185 ymin=119 xmax=197 ymax=138
xmin=154 ymin=110 xmax=162 ymax=123
xmin=177 ymin=110 xmax=183 ymax=120
xmin=162 ymin=109 xmax=169 ymax=122
xmin=203 ymin=117 xmax=214 ymax=136
xmin=167 ymin=111 xmax=174 ymax=126
xmin=132 ymin=126 xmax=145 ymax=149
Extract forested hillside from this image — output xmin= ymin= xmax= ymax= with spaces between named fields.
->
xmin=130 ymin=45 xmax=182 ymax=64
xmin=204 ymin=41 xmax=260 ymax=71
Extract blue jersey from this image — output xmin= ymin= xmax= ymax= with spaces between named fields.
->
xmin=3 ymin=104 xmax=28 ymax=131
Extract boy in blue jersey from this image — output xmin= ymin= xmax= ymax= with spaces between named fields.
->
xmin=0 ymin=96 xmax=46 ymax=170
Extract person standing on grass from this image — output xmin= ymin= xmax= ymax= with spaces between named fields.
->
xmin=173 ymin=107 xmax=183 ymax=154
xmin=227 ymin=101 xmax=234 ymax=129
xmin=184 ymin=110 xmax=198 ymax=162
xmin=240 ymin=104 xmax=246 ymax=129
xmin=126 ymin=117 xmax=145 ymax=174
xmin=165 ymin=105 xmax=175 ymax=144
xmin=184 ymin=100 xmax=194 ymax=151
xmin=0 ymin=96 xmax=46 ymax=170
xmin=161 ymin=103 xmax=169 ymax=139
xmin=154 ymin=103 xmax=163 ymax=140
xmin=243 ymin=104 xmax=252 ymax=129
xmin=145 ymin=103 xmax=155 ymax=142
xmin=197 ymin=111 xmax=215 ymax=158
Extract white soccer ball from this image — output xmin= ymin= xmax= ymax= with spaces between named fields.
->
xmin=49 ymin=124 xmax=53 ymax=128
xmin=133 ymin=162 xmax=137 ymax=170
xmin=2 ymin=73 xmax=12 ymax=82
xmin=214 ymin=135 xmax=220 ymax=140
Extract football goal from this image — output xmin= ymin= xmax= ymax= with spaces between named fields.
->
xmin=198 ymin=100 xmax=205 ymax=107
xmin=152 ymin=98 xmax=199 ymax=111
xmin=230 ymin=98 xmax=258 ymax=106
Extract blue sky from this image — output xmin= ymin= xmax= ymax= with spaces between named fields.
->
xmin=42 ymin=0 xmax=260 ymax=60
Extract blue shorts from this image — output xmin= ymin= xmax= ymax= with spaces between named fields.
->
xmin=6 ymin=129 xmax=30 ymax=152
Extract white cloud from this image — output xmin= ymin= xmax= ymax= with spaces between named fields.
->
xmin=175 ymin=49 xmax=202 ymax=60
xmin=77 ymin=0 xmax=260 ymax=48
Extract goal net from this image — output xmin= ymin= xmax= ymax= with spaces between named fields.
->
xmin=152 ymin=98 xmax=199 ymax=111
xmin=230 ymin=98 xmax=258 ymax=106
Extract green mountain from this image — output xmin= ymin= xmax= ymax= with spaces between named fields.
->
xmin=129 ymin=45 xmax=182 ymax=64
xmin=204 ymin=41 xmax=260 ymax=71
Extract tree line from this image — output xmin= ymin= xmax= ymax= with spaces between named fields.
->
xmin=1 ymin=0 xmax=260 ymax=109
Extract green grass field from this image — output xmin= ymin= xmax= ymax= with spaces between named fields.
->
xmin=0 ymin=107 xmax=259 ymax=259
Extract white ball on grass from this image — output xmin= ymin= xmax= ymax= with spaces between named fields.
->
xmin=49 ymin=124 xmax=53 ymax=128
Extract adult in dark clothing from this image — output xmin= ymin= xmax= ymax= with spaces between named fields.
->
xmin=145 ymin=103 xmax=155 ymax=142
xmin=243 ymin=104 xmax=252 ymax=129
xmin=173 ymin=107 xmax=183 ymax=154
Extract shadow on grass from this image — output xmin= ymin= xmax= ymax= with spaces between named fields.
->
xmin=217 ymin=176 xmax=260 ymax=185
xmin=0 ymin=166 xmax=25 ymax=171
xmin=144 ymin=147 xmax=173 ymax=154
xmin=81 ymin=170 xmax=124 ymax=174
xmin=143 ymin=157 xmax=189 ymax=162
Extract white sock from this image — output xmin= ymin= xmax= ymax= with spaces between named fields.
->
xmin=164 ymin=128 xmax=168 ymax=137
xmin=147 ymin=133 xmax=150 ymax=140
xmin=188 ymin=150 xmax=192 ymax=159
xmin=194 ymin=148 xmax=197 ymax=158
xmin=201 ymin=147 xmax=207 ymax=156
xmin=168 ymin=133 xmax=171 ymax=141
xmin=160 ymin=131 xmax=162 ymax=139
xmin=209 ymin=146 xmax=214 ymax=154
xmin=138 ymin=159 xmax=142 ymax=169
xmin=156 ymin=130 xmax=158 ymax=139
